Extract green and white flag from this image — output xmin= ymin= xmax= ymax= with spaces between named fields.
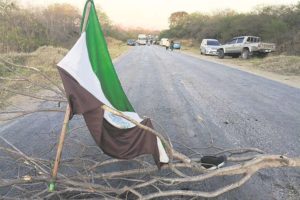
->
xmin=57 ymin=0 xmax=169 ymax=166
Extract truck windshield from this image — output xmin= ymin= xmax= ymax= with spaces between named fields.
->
xmin=207 ymin=40 xmax=220 ymax=46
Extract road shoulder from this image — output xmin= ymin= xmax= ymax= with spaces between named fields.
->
xmin=180 ymin=50 xmax=300 ymax=89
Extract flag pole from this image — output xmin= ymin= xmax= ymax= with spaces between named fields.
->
xmin=49 ymin=1 xmax=91 ymax=192
xmin=49 ymin=104 xmax=71 ymax=191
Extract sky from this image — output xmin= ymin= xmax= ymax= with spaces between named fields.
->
xmin=19 ymin=0 xmax=299 ymax=30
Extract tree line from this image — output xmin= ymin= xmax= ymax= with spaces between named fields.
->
xmin=160 ymin=3 xmax=300 ymax=55
xmin=0 ymin=0 xmax=157 ymax=53
xmin=1 ymin=1 xmax=81 ymax=52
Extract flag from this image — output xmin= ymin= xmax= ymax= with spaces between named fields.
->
xmin=57 ymin=0 xmax=169 ymax=167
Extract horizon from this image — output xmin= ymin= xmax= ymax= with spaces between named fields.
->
xmin=18 ymin=0 xmax=299 ymax=30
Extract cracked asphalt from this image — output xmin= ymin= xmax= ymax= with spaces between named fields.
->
xmin=1 ymin=45 xmax=299 ymax=199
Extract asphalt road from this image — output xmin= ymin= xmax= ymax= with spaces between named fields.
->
xmin=1 ymin=45 xmax=300 ymax=199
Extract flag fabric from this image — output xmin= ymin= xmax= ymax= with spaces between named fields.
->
xmin=57 ymin=0 xmax=169 ymax=167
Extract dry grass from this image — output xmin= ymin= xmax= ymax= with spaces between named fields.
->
xmin=248 ymin=56 xmax=300 ymax=76
xmin=106 ymin=37 xmax=131 ymax=59
xmin=182 ymin=46 xmax=300 ymax=76
xmin=0 ymin=38 xmax=130 ymax=108
xmin=0 ymin=46 xmax=67 ymax=108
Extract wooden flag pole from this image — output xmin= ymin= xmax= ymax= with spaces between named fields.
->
xmin=82 ymin=1 xmax=91 ymax=32
xmin=49 ymin=1 xmax=91 ymax=192
xmin=49 ymin=104 xmax=71 ymax=191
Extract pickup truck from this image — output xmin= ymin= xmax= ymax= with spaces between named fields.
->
xmin=217 ymin=36 xmax=276 ymax=59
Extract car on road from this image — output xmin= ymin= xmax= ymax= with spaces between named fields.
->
xmin=217 ymin=36 xmax=276 ymax=59
xmin=200 ymin=39 xmax=221 ymax=55
xmin=160 ymin=38 xmax=169 ymax=46
xmin=127 ymin=39 xmax=136 ymax=46
xmin=173 ymin=41 xmax=181 ymax=49
xmin=137 ymin=34 xmax=147 ymax=45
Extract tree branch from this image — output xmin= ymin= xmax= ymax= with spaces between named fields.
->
xmin=2 ymin=87 xmax=66 ymax=103
xmin=0 ymin=57 xmax=65 ymax=94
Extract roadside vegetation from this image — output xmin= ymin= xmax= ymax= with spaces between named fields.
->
xmin=0 ymin=37 xmax=129 ymax=108
xmin=227 ymin=55 xmax=300 ymax=76
xmin=160 ymin=3 xmax=300 ymax=76
xmin=182 ymin=44 xmax=300 ymax=76
xmin=0 ymin=0 xmax=133 ymax=108
xmin=161 ymin=3 xmax=300 ymax=55
xmin=0 ymin=0 xmax=158 ymax=53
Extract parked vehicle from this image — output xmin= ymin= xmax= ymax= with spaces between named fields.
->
xmin=217 ymin=36 xmax=276 ymax=59
xmin=160 ymin=38 xmax=169 ymax=46
xmin=137 ymin=34 xmax=147 ymax=45
xmin=200 ymin=39 xmax=221 ymax=55
xmin=173 ymin=41 xmax=181 ymax=49
xmin=127 ymin=39 xmax=136 ymax=46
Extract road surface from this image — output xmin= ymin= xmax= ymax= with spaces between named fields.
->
xmin=1 ymin=45 xmax=300 ymax=199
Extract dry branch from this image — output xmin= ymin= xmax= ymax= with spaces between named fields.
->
xmin=0 ymin=57 xmax=65 ymax=94
xmin=1 ymin=145 xmax=299 ymax=199
xmin=0 ymin=61 xmax=299 ymax=199
xmin=0 ymin=109 xmax=65 ymax=121
xmin=3 ymin=87 xmax=66 ymax=103
xmin=0 ymin=76 xmax=64 ymax=95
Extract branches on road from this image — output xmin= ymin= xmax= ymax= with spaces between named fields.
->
xmin=0 ymin=138 xmax=299 ymax=199
xmin=0 ymin=61 xmax=299 ymax=199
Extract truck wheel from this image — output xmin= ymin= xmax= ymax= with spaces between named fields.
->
xmin=218 ymin=49 xmax=224 ymax=59
xmin=242 ymin=49 xmax=250 ymax=59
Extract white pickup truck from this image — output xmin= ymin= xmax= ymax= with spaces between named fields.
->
xmin=217 ymin=36 xmax=276 ymax=59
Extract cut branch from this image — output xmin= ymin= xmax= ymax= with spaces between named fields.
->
xmin=0 ymin=57 xmax=65 ymax=94
xmin=142 ymin=173 xmax=253 ymax=199
xmin=159 ymin=155 xmax=300 ymax=184
xmin=0 ymin=109 xmax=65 ymax=121
xmin=3 ymin=87 xmax=66 ymax=103
xmin=0 ymin=76 xmax=64 ymax=96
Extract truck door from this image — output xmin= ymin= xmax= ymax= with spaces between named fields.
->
xmin=234 ymin=37 xmax=245 ymax=53
xmin=226 ymin=38 xmax=237 ymax=53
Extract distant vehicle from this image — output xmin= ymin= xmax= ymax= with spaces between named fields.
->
xmin=200 ymin=39 xmax=221 ymax=55
xmin=217 ymin=36 xmax=276 ymax=59
xmin=127 ymin=39 xmax=136 ymax=46
xmin=147 ymin=35 xmax=153 ymax=45
xmin=137 ymin=34 xmax=147 ymax=45
xmin=160 ymin=38 xmax=169 ymax=46
xmin=173 ymin=41 xmax=181 ymax=49
xmin=153 ymin=35 xmax=159 ymax=45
